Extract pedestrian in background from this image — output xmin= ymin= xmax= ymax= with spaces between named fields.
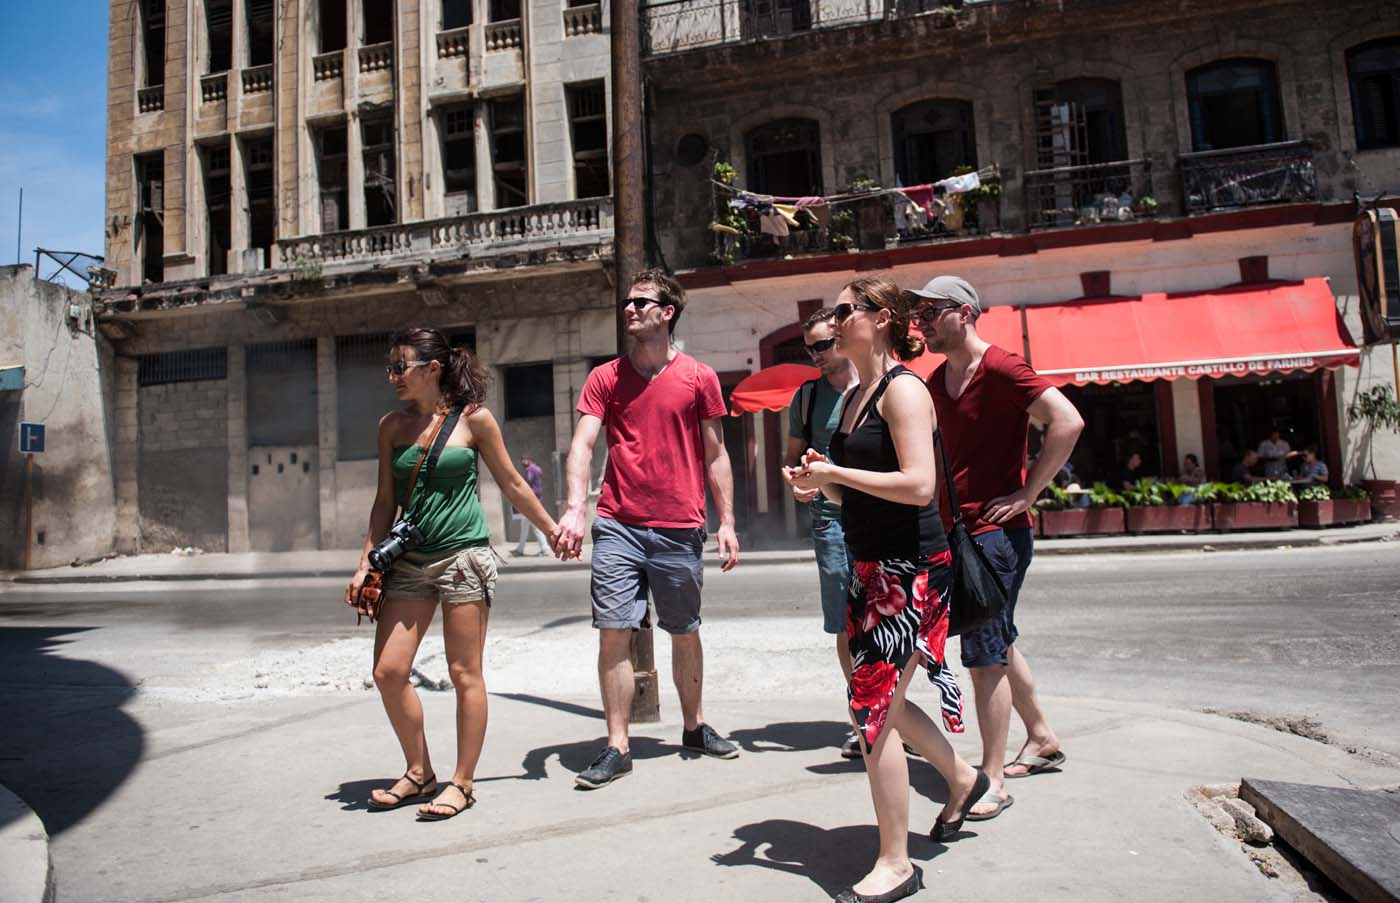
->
xmin=1182 ymin=453 xmax=1207 ymax=484
xmin=513 ymin=454 xmax=550 ymax=556
xmin=783 ymin=306 xmax=862 ymax=759
xmin=787 ymin=276 xmax=985 ymax=903
xmin=1257 ymin=428 xmax=1291 ymax=479
xmin=346 ymin=328 xmax=559 ymax=820
xmin=919 ymin=275 xmax=1083 ymax=824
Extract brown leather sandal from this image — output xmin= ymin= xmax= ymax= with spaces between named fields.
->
xmin=367 ymin=771 xmax=437 ymax=811
xmin=417 ymin=782 xmax=475 ymax=821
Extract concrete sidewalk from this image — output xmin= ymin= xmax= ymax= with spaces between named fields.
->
xmin=4 ymin=521 xmax=1397 ymax=585
xmin=7 ymin=689 xmax=1398 ymax=903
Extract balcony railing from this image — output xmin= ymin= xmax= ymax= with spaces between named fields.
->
xmin=436 ymin=26 xmax=471 ymax=57
xmin=137 ymin=85 xmax=164 ymax=113
xmin=359 ymin=42 xmax=394 ymax=73
xmin=564 ymin=2 xmax=604 ymax=35
xmin=200 ymin=72 xmax=228 ymax=103
xmin=1179 ymin=140 xmax=1317 ymax=215
xmin=313 ymin=50 xmax=344 ymax=81
xmin=485 ymin=18 xmax=523 ymax=50
xmin=276 ymin=198 xmax=613 ymax=267
xmin=1024 ymin=159 xmax=1155 ymax=230
xmin=241 ymin=64 xmax=273 ymax=94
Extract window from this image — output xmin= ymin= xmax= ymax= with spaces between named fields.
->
xmin=314 ymin=124 xmax=349 ymax=232
xmin=439 ymin=106 xmax=477 ymax=215
xmin=246 ymin=0 xmax=274 ymax=66
xmin=891 ymin=99 xmax=976 ymax=185
xmin=202 ymin=142 xmax=231 ymax=276
xmin=1033 ymin=79 xmax=1126 ymax=168
xmin=504 ymin=363 xmax=554 ymax=419
xmin=740 ymin=0 xmax=810 ymax=38
xmin=243 ymin=135 xmax=275 ymax=268
xmin=363 ymin=0 xmax=393 ymax=45
xmin=1348 ymin=38 xmax=1400 ymax=150
xmin=746 ymin=118 xmax=821 ymax=197
xmin=442 ymin=0 xmax=471 ymax=29
xmin=320 ymin=0 xmax=346 ymax=52
xmin=489 ymin=0 xmax=520 ymax=21
xmin=1186 ymin=59 xmax=1284 ymax=152
xmin=206 ymin=0 xmax=233 ymax=73
xmin=490 ymin=97 xmax=528 ymax=208
xmin=141 ymin=0 xmax=166 ymax=87
xmin=135 ymin=152 xmax=164 ymax=284
xmin=246 ymin=341 xmax=318 ymax=446
xmin=138 ymin=348 xmax=227 ymax=386
xmin=362 ymin=115 xmax=397 ymax=226
xmin=566 ymin=82 xmax=609 ymax=199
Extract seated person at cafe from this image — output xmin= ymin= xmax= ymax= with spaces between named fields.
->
xmin=1181 ymin=453 xmax=1206 ymax=484
xmin=1257 ymin=429 xmax=1291 ymax=479
xmin=1231 ymin=449 xmax=1261 ymax=483
xmin=1294 ymin=445 xmax=1329 ymax=486
xmin=1119 ymin=450 xmax=1144 ymax=490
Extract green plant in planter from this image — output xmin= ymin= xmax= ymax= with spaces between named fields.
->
xmin=1336 ymin=483 xmax=1371 ymax=500
xmin=713 ymin=162 xmax=737 ymax=186
xmin=1242 ymin=480 xmax=1298 ymax=504
xmin=1346 ymin=384 xmax=1400 ymax=479
xmin=846 ymin=176 xmax=878 ymax=192
xmin=946 ymin=164 xmax=1000 ymax=227
xmin=1034 ymin=484 xmax=1074 ymax=511
xmin=1297 ymin=485 xmax=1331 ymax=502
xmin=1088 ymin=482 xmax=1128 ymax=509
xmin=1123 ymin=478 xmax=1195 ymax=507
xmin=828 ymin=209 xmax=855 ymax=251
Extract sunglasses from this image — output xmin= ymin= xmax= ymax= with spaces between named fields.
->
xmin=913 ymin=301 xmax=961 ymax=322
xmin=385 ymin=360 xmax=431 ymax=376
xmin=621 ymin=296 xmax=669 ymax=311
xmin=804 ymin=337 xmax=838 ymax=356
xmin=832 ymin=301 xmax=881 ymax=323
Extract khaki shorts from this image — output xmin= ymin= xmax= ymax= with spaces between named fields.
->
xmin=381 ymin=544 xmax=497 ymax=606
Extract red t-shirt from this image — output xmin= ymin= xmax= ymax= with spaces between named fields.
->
xmin=928 ymin=344 xmax=1051 ymax=535
xmin=577 ymin=352 xmax=728 ymax=528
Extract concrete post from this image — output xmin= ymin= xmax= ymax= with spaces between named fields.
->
xmin=316 ymin=336 xmax=339 ymax=548
xmin=226 ymin=343 xmax=251 ymax=552
xmin=113 ymin=357 xmax=141 ymax=554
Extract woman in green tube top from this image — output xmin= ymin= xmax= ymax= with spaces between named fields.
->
xmin=345 ymin=327 xmax=559 ymax=821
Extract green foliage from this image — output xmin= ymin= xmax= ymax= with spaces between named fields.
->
xmin=846 ymin=175 xmax=879 ymax=192
xmin=1122 ymin=477 xmax=1196 ymax=508
xmin=1347 ymin=384 xmax=1400 ymax=478
xmin=292 ymin=257 xmax=323 ymax=283
xmin=1335 ymin=483 xmax=1370 ymax=500
xmin=713 ymin=162 xmax=737 ymax=186
xmin=1088 ymin=482 xmax=1128 ymax=510
xmin=1297 ymin=485 xmax=1331 ymax=502
xmin=1192 ymin=480 xmax=1295 ymax=504
xmin=1034 ymin=484 xmax=1074 ymax=512
xmin=828 ymin=209 xmax=855 ymax=251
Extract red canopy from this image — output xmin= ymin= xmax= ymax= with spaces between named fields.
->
xmin=1024 ymin=278 xmax=1359 ymax=387
xmin=728 ymin=363 xmax=819 ymax=415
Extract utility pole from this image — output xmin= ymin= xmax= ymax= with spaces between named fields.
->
xmin=15 ymin=187 xmax=21 ymax=265
xmin=612 ymin=0 xmax=659 ymax=723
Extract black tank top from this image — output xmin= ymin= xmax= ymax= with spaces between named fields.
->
xmin=828 ymin=366 xmax=949 ymax=562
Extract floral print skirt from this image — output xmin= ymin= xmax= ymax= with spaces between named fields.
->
xmin=847 ymin=551 xmax=964 ymax=754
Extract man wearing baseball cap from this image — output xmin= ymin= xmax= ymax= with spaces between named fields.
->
xmin=912 ymin=275 xmax=1085 ymax=823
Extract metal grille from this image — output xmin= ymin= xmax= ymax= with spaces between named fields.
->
xmin=138 ymin=348 xmax=228 ymax=386
xmin=335 ymin=332 xmax=392 ymax=365
xmin=247 ymin=339 xmax=317 ymax=371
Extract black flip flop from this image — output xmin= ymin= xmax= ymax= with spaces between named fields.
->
xmin=417 ymin=782 xmax=475 ymax=821
xmin=367 ymin=772 xmax=437 ymax=811
xmin=930 ymin=768 xmax=990 ymax=842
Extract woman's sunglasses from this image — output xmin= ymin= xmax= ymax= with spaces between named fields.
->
xmin=804 ymin=337 xmax=838 ymax=356
xmin=832 ymin=301 xmax=881 ymax=323
xmin=385 ymin=360 xmax=431 ymax=376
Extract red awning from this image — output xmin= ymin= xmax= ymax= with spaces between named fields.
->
xmin=1023 ymin=278 xmax=1360 ymax=387
xmin=729 ymin=363 xmax=820 ymax=415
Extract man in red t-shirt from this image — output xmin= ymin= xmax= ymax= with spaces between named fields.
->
xmin=915 ymin=275 xmax=1084 ymax=822
xmin=553 ymin=268 xmax=742 ymax=790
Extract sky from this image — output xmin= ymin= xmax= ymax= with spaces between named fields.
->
xmin=0 ymin=1 xmax=109 ymax=284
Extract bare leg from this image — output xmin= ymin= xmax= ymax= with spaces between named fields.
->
xmin=896 ymin=693 xmax=981 ymax=823
xmin=968 ymin=664 xmax=1012 ymax=811
xmin=671 ymin=631 xmax=704 ymax=731
xmin=835 ymin=633 xmax=853 ymax=681
xmin=419 ymin=599 xmax=490 ymax=817
xmin=1004 ymin=644 xmax=1061 ymax=774
xmin=598 ymin=628 xmax=634 ymax=753
xmin=370 ymin=599 xmax=439 ymax=805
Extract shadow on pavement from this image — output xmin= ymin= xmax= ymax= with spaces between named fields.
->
xmin=492 ymin=692 xmax=604 ymax=720
xmin=727 ymin=720 xmax=851 ymax=754
xmin=520 ymin=735 xmax=674 ymax=781
xmin=806 ymin=758 xmax=954 ymax=807
xmin=0 ymin=626 xmax=144 ymax=835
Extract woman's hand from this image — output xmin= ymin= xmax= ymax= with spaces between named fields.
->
xmin=788 ymin=460 xmax=836 ymax=492
xmin=345 ymin=568 xmax=370 ymax=607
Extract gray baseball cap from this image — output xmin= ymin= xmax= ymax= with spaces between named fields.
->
xmin=906 ymin=275 xmax=982 ymax=318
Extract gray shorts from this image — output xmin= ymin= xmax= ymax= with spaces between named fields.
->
xmin=590 ymin=516 xmax=705 ymax=634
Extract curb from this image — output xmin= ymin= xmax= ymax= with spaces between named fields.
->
xmin=0 ymin=784 xmax=54 ymax=903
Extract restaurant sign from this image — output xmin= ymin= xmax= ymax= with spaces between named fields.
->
xmin=1062 ymin=353 xmax=1355 ymax=385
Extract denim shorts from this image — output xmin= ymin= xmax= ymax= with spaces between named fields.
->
xmin=811 ymin=517 xmax=854 ymax=634
xmin=590 ymin=516 xmax=705 ymax=635
xmin=959 ymin=527 xmax=1034 ymax=668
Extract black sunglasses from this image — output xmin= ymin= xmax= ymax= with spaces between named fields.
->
xmin=385 ymin=360 xmax=431 ymax=376
xmin=804 ymin=337 xmax=838 ymax=355
xmin=913 ymin=301 xmax=961 ymax=322
xmin=621 ymin=296 xmax=672 ymax=311
xmin=832 ymin=301 xmax=881 ymax=323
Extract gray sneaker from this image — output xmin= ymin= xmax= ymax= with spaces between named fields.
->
xmin=682 ymin=723 xmax=739 ymax=759
xmin=840 ymin=731 xmax=864 ymax=759
xmin=575 ymin=746 xmax=632 ymax=789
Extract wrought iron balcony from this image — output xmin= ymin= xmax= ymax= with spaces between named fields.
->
xmin=1023 ymin=158 xmax=1155 ymax=230
xmin=1179 ymin=140 xmax=1317 ymax=215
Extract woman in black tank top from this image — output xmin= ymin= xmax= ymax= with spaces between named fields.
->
xmin=785 ymin=277 xmax=986 ymax=903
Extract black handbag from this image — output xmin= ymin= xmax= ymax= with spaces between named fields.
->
xmin=934 ymin=428 xmax=1008 ymax=637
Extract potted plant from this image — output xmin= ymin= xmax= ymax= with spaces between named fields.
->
xmin=1210 ymin=480 xmax=1298 ymax=531
xmin=713 ymin=162 xmax=737 ymax=186
xmin=1037 ymin=483 xmax=1125 ymax=536
xmin=1297 ymin=484 xmax=1372 ymax=528
xmin=947 ymin=164 xmax=1000 ymax=232
xmin=1346 ymin=384 xmax=1400 ymax=521
xmin=1123 ymin=479 xmax=1212 ymax=533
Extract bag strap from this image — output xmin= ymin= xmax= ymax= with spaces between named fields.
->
xmin=800 ymin=380 xmax=818 ymax=450
xmin=934 ymin=428 xmax=965 ymax=529
xmin=398 ymin=405 xmax=464 ymax=515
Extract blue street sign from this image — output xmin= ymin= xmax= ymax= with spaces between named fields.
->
xmin=18 ymin=422 xmax=45 ymax=454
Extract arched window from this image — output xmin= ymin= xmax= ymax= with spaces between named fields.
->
xmin=1186 ymin=59 xmax=1284 ymax=152
xmin=746 ymin=119 xmax=822 ymax=197
xmin=1053 ymin=79 xmax=1126 ymax=164
xmin=891 ymin=99 xmax=976 ymax=185
xmin=1348 ymin=38 xmax=1400 ymax=149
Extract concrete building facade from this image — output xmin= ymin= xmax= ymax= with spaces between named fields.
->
xmin=97 ymin=0 xmax=619 ymax=553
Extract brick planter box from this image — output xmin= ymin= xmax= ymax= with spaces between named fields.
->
xmin=1363 ymin=480 xmax=1399 ymax=522
xmin=1297 ymin=498 xmax=1371 ymax=528
xmin=1037 ymin=508 xmax=1126 ymax=537
xmin=1125 ymin=505 xmax=1213 ymax=534
xmin=1211 ymin=502 xmax=1298 ymax=531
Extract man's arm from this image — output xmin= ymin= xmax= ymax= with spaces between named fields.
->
xmin=701 ymin=417 xmax=740 ymax=571
xmin=983 ymin=386 xmax=1085 ymax=524
xmin=552 ymin=413 xmax=603 ymax=559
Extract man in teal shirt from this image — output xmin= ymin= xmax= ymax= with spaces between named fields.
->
xmin=784 ymin=307 xmax=860 ymax=758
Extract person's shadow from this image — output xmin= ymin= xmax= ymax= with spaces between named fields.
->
xmin=726 ymin=720 xmax=852 ymax=755
xmin=519 ymin=735 xmax=675 ymax=783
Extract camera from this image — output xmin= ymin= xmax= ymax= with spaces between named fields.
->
xmin=368 ymin=520 xmax=426 ymax=571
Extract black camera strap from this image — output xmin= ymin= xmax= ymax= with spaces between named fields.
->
xmin=398 ymin=405 xmax=465 ymax=517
